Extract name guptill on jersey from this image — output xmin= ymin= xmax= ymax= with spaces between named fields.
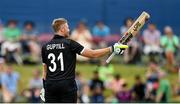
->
xmin=46 ymin=43 xmax=65 ymax=50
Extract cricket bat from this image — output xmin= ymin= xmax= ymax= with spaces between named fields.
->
xmin=106 ymin=11 xmax=150 ymax=63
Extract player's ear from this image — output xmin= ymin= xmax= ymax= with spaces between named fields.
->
xmin=62 ymin=27 xmax=66 ymax=32
xmin=59 ymin=27 xmax=64 ymax=33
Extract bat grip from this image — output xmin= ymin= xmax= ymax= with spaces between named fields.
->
xmin=106 ymin=49 xmax=125 ymax=63
xmin=106 ymin=52 xmax=115 ymax=63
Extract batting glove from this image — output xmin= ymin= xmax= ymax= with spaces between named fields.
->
xmin=40 ymin=88 xmax=45 ymax=102
xmin=40 ymin=79 xmax=45 ymax=102
xmin=111 ymin=43 xmax=128 ymax=54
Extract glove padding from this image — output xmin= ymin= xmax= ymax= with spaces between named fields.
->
xmin=112 ymin=43 xmax=128 ymax=54
xmin=40 ymin=88 xmax=45 ymax=102
xmin=40 ymin=79 xmax=45 ymax=102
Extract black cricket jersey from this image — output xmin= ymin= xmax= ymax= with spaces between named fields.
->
xmin=41 ymin=34 xmax=84 ymax=81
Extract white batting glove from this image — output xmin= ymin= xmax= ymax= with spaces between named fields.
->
xmin=112 ymin=43 xmax=128 ymax=54
xmin=40 ymin=88 xmax=45 ymax=102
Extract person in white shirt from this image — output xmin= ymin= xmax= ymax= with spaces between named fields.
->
xmin=71 ymin=21 xmax=93 ymax=61
xmin=142 ymin=23 xmax=162 ymax=61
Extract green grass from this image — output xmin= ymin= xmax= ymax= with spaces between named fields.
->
xmin=11 ymin=63 xmax=180 ymax=102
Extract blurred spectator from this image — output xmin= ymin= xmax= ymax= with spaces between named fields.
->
xmin=29 ymin=88 xmax=41 ymax=103
xmin=145 ymin=61 xmax=165 ymax=102
xmin=75 ymin=71 xmax=85 ymax=101
xmin=89 ymin=71 xmax=105 ymax=103
xmin=1 ymin=65 xmax=20 ymax=102
xmin=0 ymin=20 xmax=4 ymax=55
xmin=142 ymin=23 xmax=162 ymax=61
xmin=29 ymin=69 xmax=42 ymax=89
xmin=92 ymin=21 xmax=111 ymax=47
xmin=21 ymin=21 xmax=40 ymax=63
xmin=22 ymin=21 xmax=38 ymax=37
xmin=108 ymin=74 xmax=123 ymax=94
xmin=3 ymin=20 xmax=21 ymax=43
xmin=160 ymin=26 xmax=179 ymax=72
xmin=89 ymin=71 xmax=104 ymax=91
xmin=1 ymin=20 xmax=22 ymax=64
xmin=92 ymin=21 xmax=110 ymax=37
xmin=131 ymin=75 xmax=145 ymax=102
xmin=156 ymin=73 xmax=171 ymax=103
xmin=0 ymin=58 xmax=5 ymax=71
xmin=116 ymin=80 xmax=132 ymax=103
xmin=28 ymin=69 xmax=42 ymax=103
xmin=28 ymin=36 xmax=41 ymax=63
xmin=21 ymin=89 xmax=32 ymax=102
xmin=124 ymin=32 xmax=141 ymax=64
xmin=79 ymin=84 xmax=90 ymax=103
xmin=0 ymin=58 xmax=5 ymax=95
xmin=97 ymin=60 xmax=114 ymax=85
xmin=71 ymin=21 xmax=93 ymax=61
xmin=90 ymin=85 xmax=104 ymax=103
xmin=120 ymin=17 xmax=133 ymax=34
xmin=120 ymin=17 xmax=141 ymax=64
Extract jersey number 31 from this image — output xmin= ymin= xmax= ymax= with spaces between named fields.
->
xmin=48 ymin=52 xmax=64 ymax=72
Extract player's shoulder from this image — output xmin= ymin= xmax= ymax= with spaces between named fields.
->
xmin=66 ymin=38 xmax=78 ymax=45
xmin=41 ymin=40 xmax=52 ymax=50
xmin=41 ymin=42 xmax=49 ymax=48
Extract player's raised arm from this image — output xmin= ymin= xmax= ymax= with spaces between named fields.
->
xmin=81 ymin=43 xmax=128 ymax=58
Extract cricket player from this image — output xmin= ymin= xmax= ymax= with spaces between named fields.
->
xmin=41 ymin=18 xmax=128 ymax=103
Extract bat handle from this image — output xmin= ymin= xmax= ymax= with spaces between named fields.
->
xmin=106 ymin=50 xmax=125 ymax=63
xmin=106 ymin=52 xmax=115 ymax=63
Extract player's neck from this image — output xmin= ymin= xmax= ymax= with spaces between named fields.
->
xmin=55 ymin=32 xmax=65 ymax=37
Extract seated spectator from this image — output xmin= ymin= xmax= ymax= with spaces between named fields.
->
xmin=131 ymin=75 xmax=145 ymax=102
xmin=156 ymin=73 xmax=171 ymax=103
xmin=1 ymin=65 xmax=20 ymax=102
xmin=120 ymin=17 xmax=133 ymax=35
xmin=0 ymin=18 xmax=4 ymax=36
xmin=22 ymin=21 xmax=38 ymax=38
xmin=120 ymin=17 xmax=141 ymax=64
xmin=160 ymin=26 xmax=179 ymax=72
xmin=21 ymin=21 xmax=40 ymax=63
xmin=145 ymin=61 xmax=165 ymax=102
xmin=29 ymin=69 xmax=42 ymax=89
xmin=19 ymin=69 xmax=42 ymax=103
xmin=1 ymin=20 xmax=22 ymax=64
xmin=90 ymin=85 xmax=104 ymax=103
xmin=92 ymin=21 xmax=110 ymax=37
xmin=89 ymin=71 xmax=104 ymax=92
xmin=71 ymin=21 xmax=93 ymax=61
xmin=92 ymin=21 xmax=111 ymax=46
xmin=79 ymin=84 xmax=90 ymax=103
xmin=89 ymin=71 xmax=105 ymax=103
xmin=0 ymin=58 xmax=5 ymax=93
xmin=0 ymin=20 xmax=4 ymax=56
xmin=75 ymin=72 xmax=85 ymax=100
xmin=124 ymin=32 xmax=141 ymax=64
xmin=142 ymin=23 xmax=162 ymax=61
xmin=108 ymin=74 xmax=123 ymax=94
xmin=116 ymin=80 xmax=132 ymax=103
xmin=21 ymin=89 xmax=32 ymax=102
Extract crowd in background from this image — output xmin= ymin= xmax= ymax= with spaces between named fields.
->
xmin=76 ymin=61 xmax=172 ymax=103
xmin=0 ymin=18 xmax=180 ymax=69
xmin=0 ymin=18 xmax=180 ymax=103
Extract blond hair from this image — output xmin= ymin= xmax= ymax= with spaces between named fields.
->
xmin=52 ymin=18 xmax=67 ymax=32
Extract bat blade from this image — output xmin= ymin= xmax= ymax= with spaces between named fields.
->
xmin=106 ymin=11 xmax=150 ymax=63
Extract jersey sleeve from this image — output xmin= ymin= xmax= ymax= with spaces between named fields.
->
xmin=41 ymin=45 xmax=47 ymax=64
xmin=70 ymin=39 xmax=84 ymax=55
